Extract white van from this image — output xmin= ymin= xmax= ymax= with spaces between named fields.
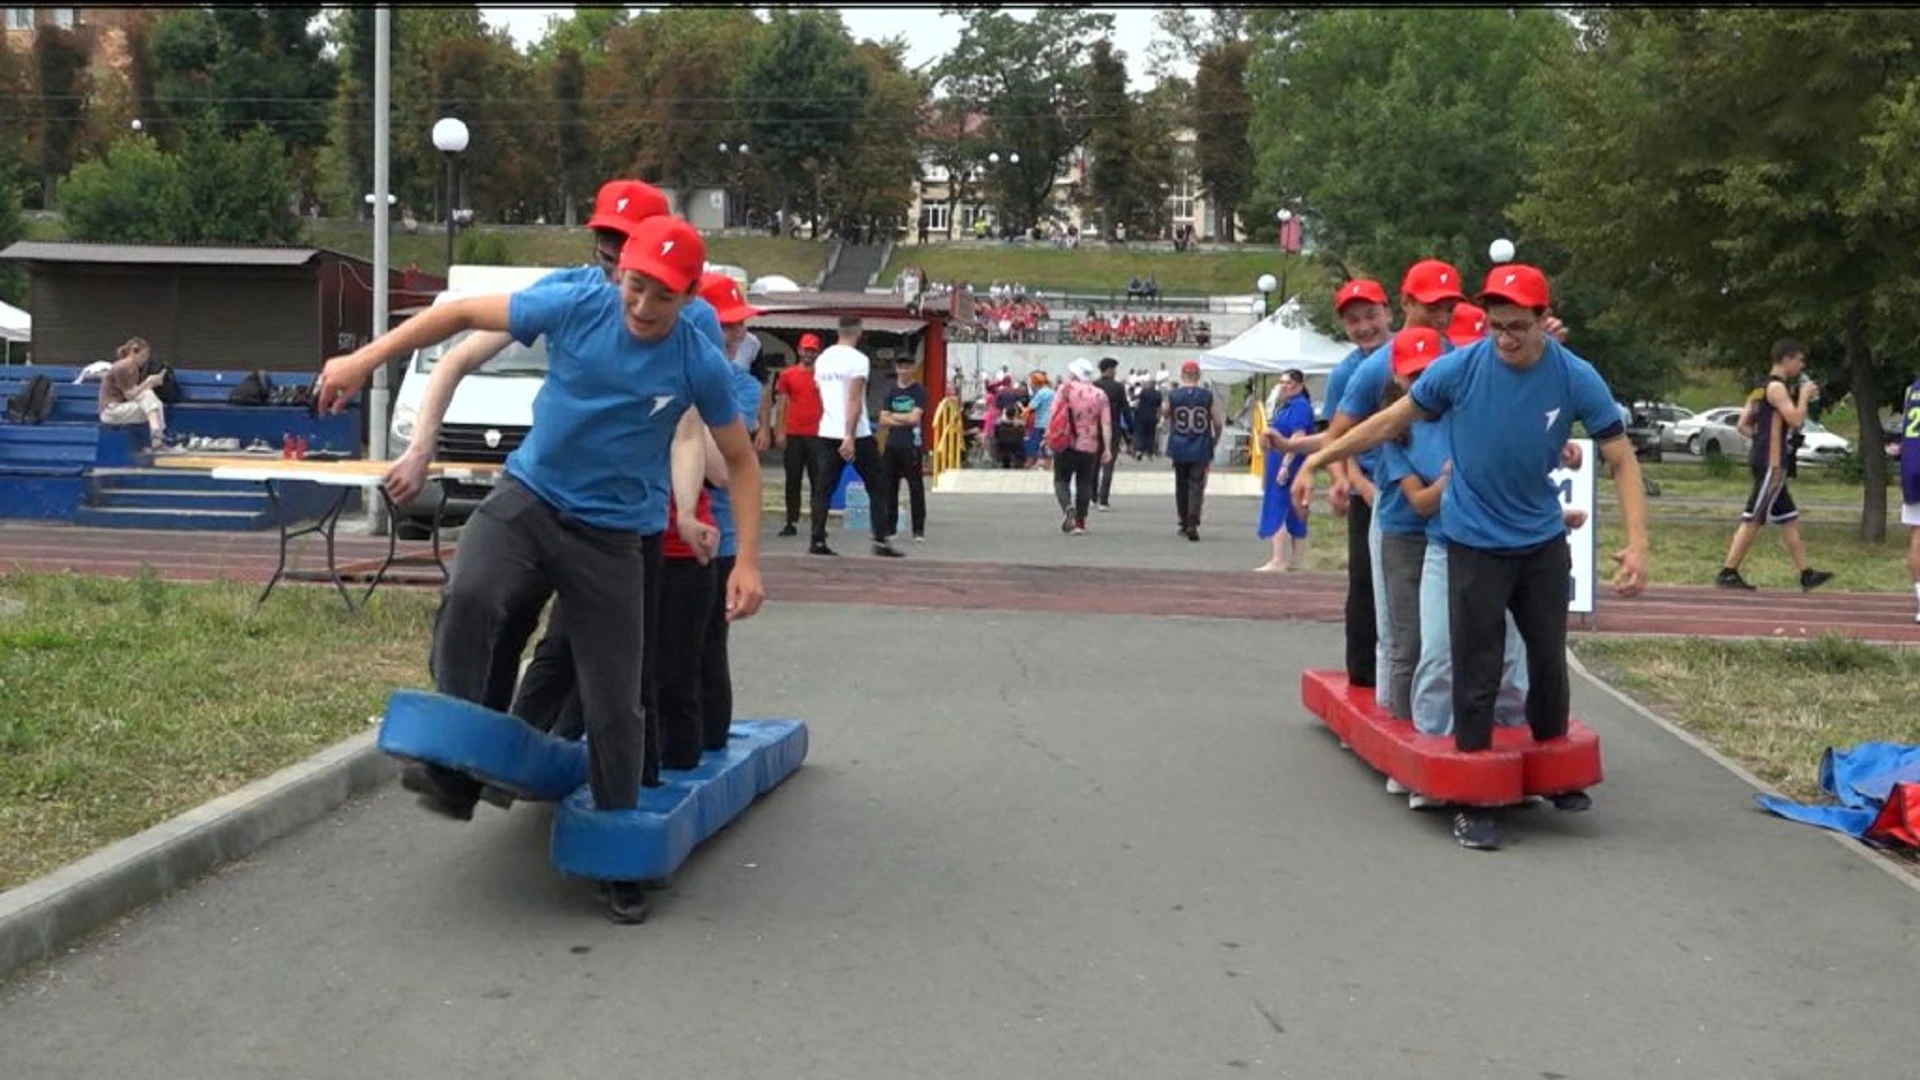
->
xmin=388 ymin=264 xmax=559 ymax=527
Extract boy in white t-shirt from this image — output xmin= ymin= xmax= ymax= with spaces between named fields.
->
xmin=808 ymin=315 xmax=903 ymax=558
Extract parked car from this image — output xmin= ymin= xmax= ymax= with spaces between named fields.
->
xmin=1793 ymin=418 xmax=1851 ymax=464
xmin=1670 ymin=406 xmax=1748 ymax=457
xmin=1619 ymin=402 xmax=1664 ymax=461
xmin=1632 ymin=401 xmax=1697 ymax=451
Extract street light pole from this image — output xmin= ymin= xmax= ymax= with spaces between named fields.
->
xmin=432 ymin=117 xmax=469 ymax=271
xmin=1255 ymin=272 xmax=1278 ymax=319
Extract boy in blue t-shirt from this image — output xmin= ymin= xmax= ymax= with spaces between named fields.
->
xmin=1299 ymin=264 xmax=1650 ymax=851
xmin=315 ymin=216 xmax=763 ymax=921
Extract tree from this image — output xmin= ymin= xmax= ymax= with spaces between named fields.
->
xmin=0 ymin=184 xmax=23 ymax=308
xmin=1080 ymin=38 xmax=1132 ymax=239
xmin=32 ymin=25 xmax=89 ymax=207
xmin=528 ymin=6 xmax=631 ymax=70
xmin=821 ymin=39 xmax=926 ymax=241
xmin=316 ymin=4 xmax=390 ymax=218
xmin=60 ymin=123 xmax=299 ymax=246
xmin=1191 ymin=40 xmax=1252 ymax=240
xmin=937 ymin=7 xmax=1112 ymax=235
xmin=735 ymin=9 xmax=865 ymax=237
xmin=548 ymin=45 xmax=591 ymax=225
xmin=56 ymin=135 xmax=190 ymax=244
xmin=0 ymin=36 xmax=36 ymax=202
xmin=1127 ymin=79 xmax=1186 ymax=239
xmin=1515 ymin=8 xmax=1920 ymax=540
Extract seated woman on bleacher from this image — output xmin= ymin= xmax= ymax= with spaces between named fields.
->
xmin=97 ymin=337 xmax=168 ymax=452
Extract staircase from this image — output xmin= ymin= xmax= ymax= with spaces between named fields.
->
xmin=821 ymin=242 xmax=889 ymax=293
xmin=76 ymin=468 xmax=351 ymax=531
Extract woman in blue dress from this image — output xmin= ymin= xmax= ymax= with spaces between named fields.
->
xmin=1256 ymin=368 xmax=1318 ymax=571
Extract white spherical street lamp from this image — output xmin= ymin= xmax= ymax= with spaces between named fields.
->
xmin=1489 ymin=237 xmax=1516 ymax=264
xmin=432 ymin=117 xmax=470 ymax=269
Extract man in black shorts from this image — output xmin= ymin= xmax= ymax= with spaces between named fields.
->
xmin=1716 ymin=339 xmax=1833 ymax=592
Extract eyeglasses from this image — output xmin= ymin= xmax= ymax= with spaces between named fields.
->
xmin=1487 ymin=319 xmax=1537 ymax=339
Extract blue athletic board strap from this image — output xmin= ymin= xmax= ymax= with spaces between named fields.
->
xmin=376 ymin=688 xmax=588 ymax=802
xmin=550 ymin=719 xmax=808 ymax=882
xmin=1753 ymin=741 xmax=1920 ymax=840
xmin=1753 ymin=794 xmax=1879 ymax=839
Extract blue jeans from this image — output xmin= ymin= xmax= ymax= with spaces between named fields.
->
xmin=1369 ymin=509 xmax=1393 ymax=710
xmin=1412 ymin=537 xmax=1528 ymax=736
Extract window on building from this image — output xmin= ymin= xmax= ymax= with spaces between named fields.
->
xmin=5 ymin=9 xmax=33 ymax=31
xmin=918 ymin=201 xmax=951 ymax=234
xmin=51 ymin=8 xmax=76 ymax=30
xmin=1168 ymin=175 xmax=1197 ymax=224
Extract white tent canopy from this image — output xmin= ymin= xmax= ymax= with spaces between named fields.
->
xmin=1200 ymin=298 xmax=1352 ymax=377
xmin=0 ymin=299 xmax=27 ymax=344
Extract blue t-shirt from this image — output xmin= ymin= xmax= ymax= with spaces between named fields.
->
xmin=504 ymin=281 xmax=739 ymax=533
xmin=1334 ymin=342 xmax=1402 ymax=482
xmin=1375 ymin=418 xmax=1451 ymax=538
xmin=1030 ymin=386 xmax=1055 ymax=429
xmin=1408 ymin=338 xmax=1622 ymax=550
xmin=1900 ymin=378 xmax=1920 ymax=505
xmin=710 ymin=364 xmax=763 ymax=559
xmin=1319 ymin=346 xmax=1367 ymax=425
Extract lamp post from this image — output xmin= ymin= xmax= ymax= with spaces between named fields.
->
xmin=1256 ymin=272 xmax=1278 ymax=318
xmin=719 ymin=141 xmax=750 ymax=228
xmin=431 ymin=116 xmax=469 ymax=270
xmin=986 ymin=150 xmax=1021 ymax=236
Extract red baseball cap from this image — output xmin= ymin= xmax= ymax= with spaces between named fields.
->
xmin=797 ymin=333 xmax=821 ymax=351
xmin=1445 ymin=302 xmax=1487 ymax=347
xmin=585 ymin=179 xmax=671 ymax=237
xmin=1181 ymin=359 xmax=1202 ymax=375
xmin=1477 ymin=264 xmax=1551 ymax=310
xmin=1334 ymin=279 xmax=1389 ymax=313
xmin=1400 ymin=259 xmax=1466 ymax=305
xmin=697 ymin=272 xmax=760 ymax=325
xmin=1390 ymin=327 xmax=1445 ymax=378
xmin=617 ymin=216 xmax=705 ymax=293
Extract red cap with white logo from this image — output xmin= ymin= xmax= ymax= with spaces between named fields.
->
xmin=1334 ymin=279 xmax=1389 ymax=313
xmin=585 ymin=180 xmax=671 ymax=238
xmin=1445 ymin=302 xmax=1487 ymax=347
xmin=1390 ymin=326 xmax=1445 ymax=378
xmin=617 ymin=216 xmax=706 ymax=293
xmin=1477 ymin=264 xmax=1551 ymax=310
xmin=697 ymin=272 xmax=761 ymax=324
xmin=1400 ymin=259 xmax=1466 ymax=305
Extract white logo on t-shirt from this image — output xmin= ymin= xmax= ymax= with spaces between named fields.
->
xmin=1545 ymin=407 xmax=1561 ymax=430
xmin=651 ymin=395 xmax=674 ymax=416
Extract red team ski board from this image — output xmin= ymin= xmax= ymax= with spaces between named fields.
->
xmin=1300 ymin=669 xmax=1603 ymax=807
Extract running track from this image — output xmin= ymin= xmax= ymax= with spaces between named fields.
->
xmin=2 ymin=522 xmax=1915 ymax=644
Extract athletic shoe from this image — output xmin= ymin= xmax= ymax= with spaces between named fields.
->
xmin=1098 ymin=503 xmax=1111 ymax=512
xmin=1186 ymin=527 xmax=1200 ymax=543
xmin=912 ymin=533 xmax=926 ymax=543
xmin=1452 ymin=810 xmax=1501 ymax=850
xmin=1061 ymin=512 xmax=1075 ymax=534
xmin=1408 ymin=793 xmax=1447 ymax=812
xmin=476 ymin=784 xmax=517 ymax=810
xmin=777 ymin=523 xmax=798 ymax=537
xmin=1715 ymin=568 xmax=1755 ymax=590
xmin=1800 ymin=568 xmax=1833 ymax=592
xmin=873 ymin=541 xmax=905 ymax=558
xmin=1385 ymin=777 xmax=1409 ymax=795
xmin=599 ymin=881 xmax=650 ymax=925
xmin=808 ymin=541 xmax=838 ymax=556
xmin=1913 ymin=610 xmax=1920 ymax=625
xmin=1072 ymin=523 xmax=1087 ymax=535
xmin=1548 ymin=790 xmax=1593 ymax=812
xmin=400 ymin=762 xmax=480 ymax=821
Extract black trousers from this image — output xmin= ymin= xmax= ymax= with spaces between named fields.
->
xmin=427 ymin=477 xmax=647 ymax=810
xmin=1097 ymin=443 xmax=1119 ymax=506
xmin=808 ymin=433 xmax=884 ymax=544
xmin=701 ymin=554 xmax=736 ymax=752
xmin=511 ymin=532 xmax=665 ymax=786
xmin=1447 ymin=537 xmax=1572 ymax=753
xmin=1345 ymin=495 xmax=1378 ymax=687
xmin=1173 ymin=460 xmax=1209 ymax=528
xmin=781 ymin=435 xmax=815 ymax=528
xmin=878 ymin=441 xmax=926 ymax=539
xmin=656 ymin=557 xmax=718 ymax=770
xmin=1053 ymin=447 xmax=1098 ymax=523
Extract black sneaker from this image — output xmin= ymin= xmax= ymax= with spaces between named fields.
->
xmin=1061 ymin=512 xmax=1075 ymax=534
xmin=777 ymin=523 xmax=798 ymax=537
xmin=1452 ymin=810 xmax=1502 ymax=850
xmin=1715 ymin=568 xmax=1755 ymax=590
xmin=399 ymin=762 xmax=481 ymax=821
xmin=599 ymin=881 xmax=650 ymax=925
xmin=873 ymin=541 xmax=905 ymax=558
xmin=1548 ymin=790 xmax=1593 ymax=812
xmin=477 ymin=783 xmax=518 ymax=810
xmin=808 ymin=541 xmax=838 ymax=556
xmin=1186 ymin=527 xmax=1200 ymax=543
xmin=1800 ymin=568 xmax=1833 ymax=592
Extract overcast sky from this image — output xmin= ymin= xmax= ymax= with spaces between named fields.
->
xmin=477 ymin=5 xmax=1180 ymax=87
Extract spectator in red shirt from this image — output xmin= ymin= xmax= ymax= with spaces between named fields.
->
xmin=761 ymin=333 xmax=825 ymax=537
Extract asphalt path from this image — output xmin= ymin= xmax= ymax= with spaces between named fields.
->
xmin=3 ymin=600 xmax=1918 ymax=1078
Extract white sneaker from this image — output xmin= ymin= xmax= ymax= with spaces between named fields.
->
xmin=1385 ymin=777 xmax=1409 ymax=795
xmin=1408 ymin=793 xmax=1446 ymax=811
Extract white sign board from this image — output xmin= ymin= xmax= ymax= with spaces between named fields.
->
xmin=1550 ymin=438 xmax=1598 ymax=615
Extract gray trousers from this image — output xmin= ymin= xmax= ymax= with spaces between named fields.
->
xmin=428 ymin=476 xmax=649 ymax=811
xmin=1378 ymin=530 xmax=1430 ymax=722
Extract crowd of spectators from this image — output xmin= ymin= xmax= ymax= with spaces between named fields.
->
xmin=1066 ymin=311 xmax=1211 ymax=349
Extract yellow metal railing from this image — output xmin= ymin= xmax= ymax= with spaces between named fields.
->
xmin=930 ymin=396 xmax=966 ymax=481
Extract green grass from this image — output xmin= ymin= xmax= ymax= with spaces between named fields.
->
xmin=881 ymin=244 xmax=1323 ymax=299
xmin=1572 ymin=635 xmax=1920 ymax=806
xmin=0 ymin=570 xmax=438 ymax=890
xmin=17 ymin=215 xmax=833 ymax=285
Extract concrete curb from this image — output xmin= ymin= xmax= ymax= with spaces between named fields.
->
xmin=1565 ymin=648 xmax=1920 ymax=898
xmin=0 ymin=728 xmax=397 ymax=980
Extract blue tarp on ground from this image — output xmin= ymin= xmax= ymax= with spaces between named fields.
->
xmin=1754 ymin=742 xmax=1920 ymax=841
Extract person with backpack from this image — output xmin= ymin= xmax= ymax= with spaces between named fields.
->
xmin=1047 ymin=358 xmax=1113 ymax=534
xmin=97 ymin=337 xmax=169 ymax=451
xmin=1164 ymin=359 xmax=1224 ymax=541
